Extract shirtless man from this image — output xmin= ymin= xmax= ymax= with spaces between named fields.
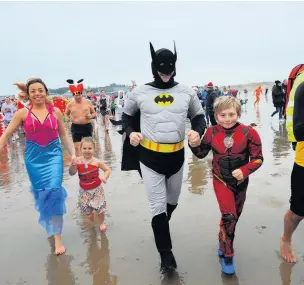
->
xmin=65 ymin=80 xmax=96 ymax=156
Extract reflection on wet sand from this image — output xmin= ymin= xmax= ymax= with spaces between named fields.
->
xmin=279 ymin=261 xmax=295 ymax=285
xmin=271 ymin=122 xmax=291 ymax=161
xmin=79 ymin=218 xmax=118 ymax=285
xmin=104 ymin=131 xmax=113 ymax=153
xmin=0 ymin=147 xmax=10 ymax=186
xmin=254 ymin=105 xmax=261 ymax=126
xmin=221 ymin=272 xmax=240 ymax=285
xmin=45 ymin=237 xmax=77 ymax=285
xmin=103 ymin=132 xmax=117 ymax=171
xmin=93 ymin=127 xmax=103 ymax=159
xmin=187 ymin=156 xmax=211 ymax=195
xmin=0 ymin=140 xmax=26 ymax=187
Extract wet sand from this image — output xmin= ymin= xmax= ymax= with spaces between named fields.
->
xmin=0 ymin=93 xmax=303 ymax=285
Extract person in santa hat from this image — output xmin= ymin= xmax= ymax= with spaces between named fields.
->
xmin=191 ymin=86 xmax=200 ymax=99
xmin=205 ymin=82 xmax=218 ymax=126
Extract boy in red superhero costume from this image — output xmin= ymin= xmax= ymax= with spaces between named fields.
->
xmin=190 ymin=96 xmax=263 ymax=275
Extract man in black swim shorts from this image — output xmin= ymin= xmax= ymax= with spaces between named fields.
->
xmin=65 ymin=79 xmax=96 ymax=155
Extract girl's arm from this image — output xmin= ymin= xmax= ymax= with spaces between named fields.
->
xmin=239 ymin=127 xmax=264 ymax=178
xmin=0 ymin=109 xmax=25 ymax=150
xmin=189 ymin=127 xmax=213 ymax=159
xmin=98 ymin=160 xmax=111 ymax=183
xmin=55 ymin=108 xmax=75 ymax=157
xmin=69 ymin=163 xmax=78 ymax=176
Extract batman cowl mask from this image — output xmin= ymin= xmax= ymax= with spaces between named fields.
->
xmin=148 ymin=42 xmax=178 ymax=89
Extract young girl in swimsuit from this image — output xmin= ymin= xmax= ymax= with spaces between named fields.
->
xmin=69 ymin=137 xmax=111 ymax=232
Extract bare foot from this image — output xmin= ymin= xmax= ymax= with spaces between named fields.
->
xmin=100 ymin=223 xmax=108 ymax=232
xmin=54 ymin=235 xmax=66 ymax=255
xmin=280 ymin=236 xmax=296 ymax=263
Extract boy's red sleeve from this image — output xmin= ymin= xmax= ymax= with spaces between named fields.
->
xmin=190 ymin=127 xmax=213 ymax=159
xmin=240 ymin=127 xmax=263 ymax=178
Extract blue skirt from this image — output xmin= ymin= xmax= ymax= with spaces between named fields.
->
xmin=25 ymin=138 xmax=67 ymax=236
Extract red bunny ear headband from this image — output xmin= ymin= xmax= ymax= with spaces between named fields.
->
xmin=66 ymin=79 xmax=84 ymax=96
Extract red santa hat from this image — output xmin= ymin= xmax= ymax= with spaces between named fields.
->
xmin=207 ymin=82 xmax=213 ymax=88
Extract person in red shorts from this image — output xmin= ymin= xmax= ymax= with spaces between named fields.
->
xmin=190 ymin=96 xmax=264 ymax=275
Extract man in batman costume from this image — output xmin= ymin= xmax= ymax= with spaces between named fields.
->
xmin=121 ymin=42 xmax=206 ymax=279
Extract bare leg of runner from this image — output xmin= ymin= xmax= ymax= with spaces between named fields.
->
xmin=104 ymin=115 xmax=109 ymax=131
xmin=99 ymin=212 xmax=107 ymax=232
xmin=280 ymin=210 xmax=303 ymax=263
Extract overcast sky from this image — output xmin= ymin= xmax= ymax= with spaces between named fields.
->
xmin=0 ymin=1 xmax=302 ymax=94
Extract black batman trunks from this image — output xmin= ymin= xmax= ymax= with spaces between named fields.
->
xmin=290 ymin=163 xmax=304 ymax=217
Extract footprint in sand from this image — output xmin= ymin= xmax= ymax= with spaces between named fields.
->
xmin=271 ymin=173 xmax=281 ymax=177
xmin=255 ymin=225 xmax=267 ymax=234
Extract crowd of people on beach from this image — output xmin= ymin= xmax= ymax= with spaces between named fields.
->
xmin=0 ymin=42 xmax=303 ymax=281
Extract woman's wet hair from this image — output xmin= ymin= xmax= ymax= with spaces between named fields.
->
xmin=214 ymin=96 xmax=242 ymax=117
xmin=26 ymin=78 xmax=49 ymax=94
xmin=80 ymin=137 xmax=96 ymax=150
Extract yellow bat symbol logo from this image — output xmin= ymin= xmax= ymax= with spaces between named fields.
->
xmin=154 ymin=93 xmax=174 ymax=106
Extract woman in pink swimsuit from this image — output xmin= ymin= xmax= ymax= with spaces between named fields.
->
xmin=0 ymin=78 xmax=76 ymax=255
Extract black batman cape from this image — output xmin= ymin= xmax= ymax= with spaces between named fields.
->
xmin=121 ymin=110 xmax=142 ymax=176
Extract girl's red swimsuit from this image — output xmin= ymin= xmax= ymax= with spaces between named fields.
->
xmin=77 ymin=164 xmax=102 ymax=190
xmin=191 ymin=122 xmax=263 ymax=257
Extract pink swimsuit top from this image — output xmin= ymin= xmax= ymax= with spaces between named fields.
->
xmin=24 ymin=104 xmax=59 ymax=146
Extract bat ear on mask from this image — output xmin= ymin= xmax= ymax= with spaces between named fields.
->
xmin=150 ymin=42 xmax=156 ymax=62
xmin=173 ymin=40 xmax=177 ymax=62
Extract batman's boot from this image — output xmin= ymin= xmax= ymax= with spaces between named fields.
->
xmin=167 ymin=203 xmax=177 ymax=221
xmin=152 ymin=213 xmax=177 ymax=279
